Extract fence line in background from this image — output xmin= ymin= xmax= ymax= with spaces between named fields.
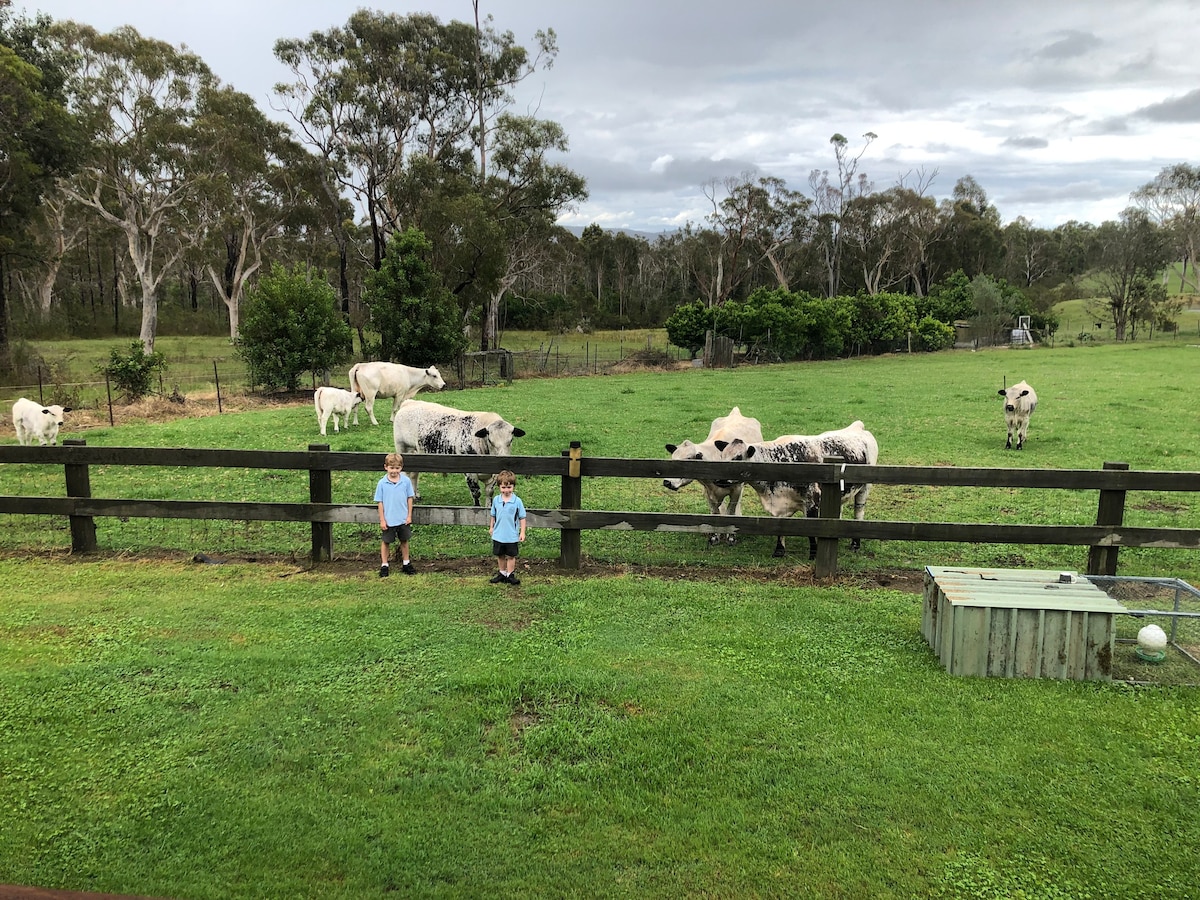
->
xmin=2 ymin=442 xmax=1200 ymax=578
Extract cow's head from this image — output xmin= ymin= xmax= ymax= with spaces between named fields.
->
xmin=663 ymin=439 xmax=714 ymax=491
xmin=423 ymin=367 xmax=447 ymax=393
xmin=473 ymin=418 xmax=525 ymax=456
xmin=998 ymin=383 xmax=1032 ymax=413
xmin=717 ymin=438 xmax=821 ymax=516
xmin=42 ymin=405 xmax=68 ymax=444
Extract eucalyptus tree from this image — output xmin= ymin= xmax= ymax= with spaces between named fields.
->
xmin=273 ymin=9 xmax=556 ymax=271
xmin=940 ymin=175 xmax=1004 ymax=279
xmin=808 ymin=131 xmax=876 ymax=297
xmin=0 ymin=7 xmax=81 ymax=352
xmin=1132 ymin=162 xmax=1200 ymax=292
xmin=191 ymin=84 xmax=321 ymax=339
xmin=1089 ymin=208 xmax=1170 ymax=341
xmin=54 ymin=22 xmax=216 ymax=353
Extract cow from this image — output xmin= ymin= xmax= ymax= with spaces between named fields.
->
xmin=12 ymin=398 xmax=70 ymax=447
xmin=718 ymin=420 xmax=879 ymax=559
xmin=348 ymin=362 xmax=447 ymax=426
xmin=392 ymin=399 xmax=526 ymax=507
xmin=313 ymin=386 xmax=362 ymax=436
xmin=663 ymin=406 xmax=764 ymax=545
xmin=999 ymin=380 xmax=1038 ymax=450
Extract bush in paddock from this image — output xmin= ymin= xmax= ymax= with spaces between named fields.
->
xmin=236 ymin=264 xmax=353 ymax=392
xmin=100 ymin=341 xmax=168 ymax=402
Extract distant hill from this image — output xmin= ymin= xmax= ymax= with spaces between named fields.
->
xmin=560 ymin=225 xmax=676 ymax=242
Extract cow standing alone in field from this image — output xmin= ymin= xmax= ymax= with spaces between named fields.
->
xmin=392 ymin=399 xmax=526 ymax=506
xmin=12 ymin=398 xmax=69 ymax=446
xmin=313 ymin=386 xmax=362 ymax=436
xmin=348 ymin=362 xmax=446 ymax=426
xmin=718 ymin=420 xmax=879 ymax=558
xmin=663 ymin=406 xmax=764 ymax=545
xmin=999 ymin=380 xmax=1038 ymax=450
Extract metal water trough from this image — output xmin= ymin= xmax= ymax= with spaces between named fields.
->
xmin=923 ymin=566 xmax=1127 ymax=680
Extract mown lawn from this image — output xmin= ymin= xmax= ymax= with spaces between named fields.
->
xmin=1 ymin=558 xmax=1197 ymax=899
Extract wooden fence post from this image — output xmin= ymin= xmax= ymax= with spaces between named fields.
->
xmin=1087 ymin=461 xmax=1129 ymax=576
xmin=814 ymin=458 xmax=844 ymax=578
xmin=63 ymin=439 xmax=98 ymax=553
xmin=560 ymin=441 xmax=582 ymax=569
xmin=309 ymin=443 xmax=333 ymax=562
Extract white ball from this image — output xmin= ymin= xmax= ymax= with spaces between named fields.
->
xmin=1137 ymin=624 xmax=1168 ymax=653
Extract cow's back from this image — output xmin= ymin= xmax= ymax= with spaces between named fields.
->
xmin=707 ymin=406 xmax=764 ymax=446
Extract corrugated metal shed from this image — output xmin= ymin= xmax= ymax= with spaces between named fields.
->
xmin=923 ymin=567 xmax=1127 ymax=680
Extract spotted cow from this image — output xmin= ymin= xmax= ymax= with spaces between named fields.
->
xmin=999 ymin=380 xmax=1038 ymax=450
xmin=663 ymin=406 xmax=764 ymax=544
xmin=719 ymin=420 xmax=879 ymax=558
xmin=392 ymin=399 xmax=525 ymax=506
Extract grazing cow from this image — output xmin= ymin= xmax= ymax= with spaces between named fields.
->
xmin=348 ymin=361 xmax=447 ymax=426
xmin=999 ymin=380 xmax=1038 ymax=450
xmin=12 ymin=398 xmax=69 ymax=446
xmin=313 ymin=386 xmax=362 ymax=436
xmin=719 ymin=420 xmax=879 ymax=559
xmin=392 ymin=399 xmax=526 ymax=507
xmin=663 ymin=406 xmax=764 ymax=545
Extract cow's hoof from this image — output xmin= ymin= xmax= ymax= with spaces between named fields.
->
xmin=773 ymin=547 xmax=786 ymax=558
xmin=707 ymin=534 xmax=720 ymax=546
xmin=726 ymin=535 xmax=738 ymax=546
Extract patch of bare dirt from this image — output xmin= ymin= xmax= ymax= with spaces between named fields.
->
xmin=66 ymin=391 xmax=310 ymax=431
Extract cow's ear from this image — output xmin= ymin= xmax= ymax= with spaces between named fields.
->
xmin=665 ymin=443 xmax=677 ymax=453
xmin=40 ymin=408 xmax=51 ymax=415
xmin=713 ymin=440 xmax=728 ymax=451
xmin=512 ymin=428 xmax=526 ymax=438
xmin=997 ymin=388 xmax=1006 ymax=397
xmin=1019 ymin=389 xmax=1029 ymax=397
xmin=474 ymin=427 xmax=488 ymax=438
xmin=62 ymin=408 xmax=72 ymax=413
xmin=744 ymin=446 xmax=757 ymax=459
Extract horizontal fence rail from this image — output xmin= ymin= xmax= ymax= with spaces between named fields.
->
xmin=2 ymin=442 xmax=1199 ymax=577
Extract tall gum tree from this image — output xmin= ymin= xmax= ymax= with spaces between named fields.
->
xmin=55 ymin=22 xmax=214 ymax=353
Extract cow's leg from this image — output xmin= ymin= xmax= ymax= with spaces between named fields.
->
xmin=466 ymin=475 xmax=483 ymax=507
xmin=332 ymin=412 xmax=341 ymax=433
xmin=849 ymin=485 xmax=870 ymax=552
xmin=364 ymin=392 xmax=379 ymax=426
xmin=774 ymin=534 xmax=787 ymax=558
xmin=409 ymin=471 xmax=421 ymax=501
xmin=705 ymin=492 xmax=723 ymax=546
xmin=725 ymin=484 xmax=744 ymax=545
xmin=805 ymin=505 xmax=820 ymax=559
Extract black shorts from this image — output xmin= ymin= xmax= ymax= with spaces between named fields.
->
xmin=492 ymin=539 xmax=520 ymax=558
xmin=381 ymin=523 xmax=412 ymax=544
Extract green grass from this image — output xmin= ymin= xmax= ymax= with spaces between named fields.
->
xmin=1 ymin=558 xmax=1197 ymax=898
xmin=3 ymin=340 xmax=1199 ymax=583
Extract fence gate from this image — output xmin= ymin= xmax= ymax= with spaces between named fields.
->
xmin=704 ymin=331 xmax=734 ymax=368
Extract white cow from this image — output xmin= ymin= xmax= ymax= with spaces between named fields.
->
xmin=663 ymin=406 xmax=764 ymax=545
xmin=999 ymin=380 xmax=1038 ymax=450
xmin=719 ymin=420 xmax=879 ymax=558
xmin=348 ymin=362 xmax=447 ymax=426
xmin=393 ymin=399 xmax=526 ymax=507
xmin=12 ymin=398 xmax=69 ymax=446
xmin=313 ymin=386 xmax=362 ymax=436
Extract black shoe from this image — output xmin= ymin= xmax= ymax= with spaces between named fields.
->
xmin=402 ymin=562 xmax=416 ymax=575
xmin=379 ymin=565 xmax=389 ymax=578
xmin=489 ymin=572 xmax=507 ymax=584
xmin=507 ymin=574 xmax=521 ymax=586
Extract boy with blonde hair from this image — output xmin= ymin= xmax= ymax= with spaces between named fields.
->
xmin=488 ymin=470 xmax=526 ymax=585
xmin=375 ymin=452 xmax=416 ymax=576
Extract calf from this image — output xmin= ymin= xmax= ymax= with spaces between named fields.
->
xmin=313 ymin=386 xmax=362 ymax=436
xmin=12 ymin=398 xmax=69 ymax=446
xmin=348 ymin=361 xmax=446 ymax=426
xmin=663 ymin=406 xmax=764 ymax=545
xmin=719 ymin=420 xmax=879 ymax=558
xmin=999 ymin=380 xmax=1038 ymax=449
xmin=392 ymin=399 xmax=526 ymax=506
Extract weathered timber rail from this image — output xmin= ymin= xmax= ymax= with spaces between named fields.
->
xmin=2 ymin=441 xmax=1199 ymax=577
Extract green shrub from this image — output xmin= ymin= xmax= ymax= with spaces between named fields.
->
xmin=99 ymin=341 xmax=167 ymax=402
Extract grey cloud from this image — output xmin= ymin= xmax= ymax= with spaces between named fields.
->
xmin=1132 ymin=88 xmax=1200 ymax=122
xmin=1033 ymin=30 xmax=1102 ymax=61
xmin=1002 ymin=136 xmax=1050 ymax=150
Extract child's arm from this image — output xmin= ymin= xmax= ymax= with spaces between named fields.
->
xmin=378 ymin=501 xmax=387 ymax=530
xmin=405 ymin=495 xmax=413 ymax=525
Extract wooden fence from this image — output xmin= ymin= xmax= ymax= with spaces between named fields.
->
xmin=2 ymin=441 xmax=1200 ymax=578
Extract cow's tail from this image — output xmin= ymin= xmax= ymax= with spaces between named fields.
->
xmin=313 ymin=387 xmax=323 ymax=414
xmin=348 ymin=364 xmax=361 ymax=395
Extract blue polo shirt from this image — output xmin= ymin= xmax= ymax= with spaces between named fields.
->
xmin=375 ymin=473 xmax=414 ymax=527
xmin=489 ymin=494 xmax=526 ymax=543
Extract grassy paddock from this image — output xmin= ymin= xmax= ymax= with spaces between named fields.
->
xmin=1 ymin=558 xmax=1197 ymax=899
xmin=2 ymin=341 xmax=1198 ymax=582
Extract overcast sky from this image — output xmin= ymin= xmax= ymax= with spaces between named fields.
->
xmin=16 ymin=0 xmax=1200 ymax=233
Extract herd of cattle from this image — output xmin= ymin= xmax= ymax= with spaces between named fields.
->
xmin=310 ymin=363 xmax=1036 ymax=559
xmin=8 ymin=365 xmax=1039 ymax=558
